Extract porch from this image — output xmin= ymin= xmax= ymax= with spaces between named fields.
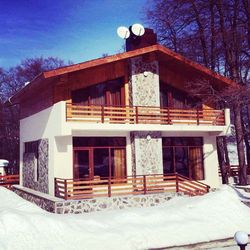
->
xmin=54 ymin=173 xmax=210 ymax=200
xmin=66 ymin=103 xmax=226 ymax=126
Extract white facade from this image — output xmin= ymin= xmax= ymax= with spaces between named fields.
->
xmin=20 ymin=101 xmax=231 ymax=195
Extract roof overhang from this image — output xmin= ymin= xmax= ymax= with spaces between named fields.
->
xmin=10 ymin=44 xmax=238 ymax=104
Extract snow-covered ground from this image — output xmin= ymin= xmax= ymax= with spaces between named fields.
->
xmin=0 ymin=186 xmax=250 ymax=250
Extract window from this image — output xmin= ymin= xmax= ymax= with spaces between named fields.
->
xmin=71 ymin=78 xmax=125 ymax=106
xmin=24 ymin=141 xmax=39 ymax=157
xmin=73 ymin=137 xmax=126 ymax=180
xmin=24 ymin=140 xmax=39 ymax=181
xmin=160 ymin=82 xmax=201 ymax=109
xmin=162 ymin=137 xmax=204 ymax=180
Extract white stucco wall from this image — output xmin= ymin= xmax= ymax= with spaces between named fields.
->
xmin=20 ymin=102 xmax=65 ymax=195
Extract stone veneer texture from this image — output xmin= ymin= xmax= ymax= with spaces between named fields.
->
xmin=130 ymin=56 xmax=160 ymax=107
xmin=54 ymin=193 xmax=179 ymax=214
xmin=129 ymin=56 xmax=163 ymax=175
xmin=23 ymin=139 xmax=49 ymax=194
xmin=13 ymin=186 xmax=181 ymax=214
xmin=131 ymin=131 xmax=163 ymax=175
xmin=14 ymin=188 xmax=55 ymax=212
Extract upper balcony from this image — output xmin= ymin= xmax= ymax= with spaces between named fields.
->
xmin=66 ymin=103 xmax=226 ymax=126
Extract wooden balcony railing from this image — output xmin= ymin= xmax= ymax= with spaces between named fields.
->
xmin=66 ymin=103 xmax=225 ymax=126
xmin=0 ymin=174 xmax=19 ymax=188
xmin=54 ymin=173 xmax=210 ymax=200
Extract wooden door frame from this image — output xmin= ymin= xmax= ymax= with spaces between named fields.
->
xmin=73 ymin=146 xmax=127 ymax=180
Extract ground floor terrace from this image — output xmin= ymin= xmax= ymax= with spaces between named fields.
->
xmin=20 ymin=131 xmax=220 ymax=199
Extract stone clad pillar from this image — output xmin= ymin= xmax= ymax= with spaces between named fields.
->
xmin=130 ymin=56 xmax=160 ymax=106
xmin=129 ymin=56 xmax=163 ymax=175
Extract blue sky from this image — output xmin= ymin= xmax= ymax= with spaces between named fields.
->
xmin=0 ymin=0 xmax=149 ymax=68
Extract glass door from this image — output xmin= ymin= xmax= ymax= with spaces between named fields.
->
xmin=163 ymin=147 xmax=175 ymax=175
xmin=73 ymin=149 xmax=92 ymax=180
xmin=93 ymin=148 xmax=109 ymax=179
xmin=174 ymin=147 xmax=189 ymax=177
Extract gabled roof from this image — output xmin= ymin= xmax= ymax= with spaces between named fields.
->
xmin=10 ymin=44 xmax=237 ymax=104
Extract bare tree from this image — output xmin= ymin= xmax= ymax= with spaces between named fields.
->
xmin=145 ymin=0 xmax=250 ymax=185
xmin=0 ymin=57 xmax=72 ymax=172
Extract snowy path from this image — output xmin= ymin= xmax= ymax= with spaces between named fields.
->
xmin=0 ymin=186 xmax=250 ymax=250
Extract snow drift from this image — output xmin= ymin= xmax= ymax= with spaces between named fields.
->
xmin=0 ymin=186 xmax=249 ymax=250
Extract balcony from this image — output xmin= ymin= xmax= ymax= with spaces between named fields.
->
xmin=54 ymin=173 xmax=210 ymax=200
xmin=66 ymin=103 xmax=225 ymax=126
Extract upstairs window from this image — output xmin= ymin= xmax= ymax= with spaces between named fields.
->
xmin=72 ymin=78 xmax=125 ymax=106
xmin=160 ymin=82 xmax=201 ymax=109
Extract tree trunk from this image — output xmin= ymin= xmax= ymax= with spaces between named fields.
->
xmin=217 ymin=136 xmax=229 ymax=184
xmin=209 ymin=0 xmax=216 ymax=71
xmin=234 ymin=105 xmax=248 ymax=185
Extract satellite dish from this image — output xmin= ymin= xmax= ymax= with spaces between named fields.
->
xmin=117 ymin=26 xmax=130 ymax=39
xmin=131 ymin=23 xmax=145 ymax=36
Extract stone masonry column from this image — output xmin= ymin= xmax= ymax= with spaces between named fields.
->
xmin=129 ymin=56 xmax=163 ymax=175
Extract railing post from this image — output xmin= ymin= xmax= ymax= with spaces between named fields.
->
xmin=176 ymin=174 xmax=179 ymax=193
xmin=101 ymin=106 xmax=104 ymax=123
xmin=143 ymin=175 xmax=147 ymax=194
xmin=135 ymin=106 xmax=139 ymax=124
xmin=196 ymin=108 xmax=200 ymax=125
xmin=64 ymin=179 xmax=68 ymax=200
xmin=108 ymin=177 xmax=111 ymax=197
xmin=224 ymin=108 xmax=230 ymax=126
xmin=66 ymin=103 xmax=72 ymax=121
xmin=54 ymin=178 xmax=57 ymax=197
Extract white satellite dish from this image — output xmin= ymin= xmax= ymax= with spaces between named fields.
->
xmin=117 ymin=26 xmax=130 ymax=39
xmin=131 ymin=23 xmax=145 ymax=36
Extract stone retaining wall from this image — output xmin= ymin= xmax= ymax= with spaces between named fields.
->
xmin=54 ymin=192 xmax=181 ymax=214
xmin=14 ymin=186 xmax=57 ymax=213
xmin=13 ymin=185 xmax=183 ymax=214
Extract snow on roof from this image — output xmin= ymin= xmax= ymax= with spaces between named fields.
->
xmin=0 ymin=186 xmax=249 ymax=249
xmin=0 ymin=159 xmax=9 ymax=167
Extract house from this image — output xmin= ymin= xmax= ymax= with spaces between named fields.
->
xmin=10 ymin=28 xmax=235 ymax=213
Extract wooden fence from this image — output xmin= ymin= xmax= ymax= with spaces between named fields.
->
xmin=66 ymin=103 xmax=225 ymax=126
xmin=0 ymin=175 xmax=19 ymax=188
xmin=55 ymin=173 xmax=210 ymax=200
xmin=218 ymin=165 xmax=250 ymax=177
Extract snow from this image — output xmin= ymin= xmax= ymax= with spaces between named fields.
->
xmin=0 ymin=186 xmax=250 ymax=250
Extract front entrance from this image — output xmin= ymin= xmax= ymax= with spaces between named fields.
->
xmin=73 ymin=137 xmax=126 ymax=180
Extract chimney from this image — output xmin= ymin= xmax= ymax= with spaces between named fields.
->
xmin=125 ymin=27 xmax=157 ymax=52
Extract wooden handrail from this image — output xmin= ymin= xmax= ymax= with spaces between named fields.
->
xmin=66 ymin=103 xmax=225 ymax=126
xmin=54 ymin=173 xmax=210 ymax=200
xmin=0 ymin=174 xmax=19 ymax=188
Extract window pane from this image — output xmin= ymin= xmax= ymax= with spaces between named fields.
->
xmin=175 ymin=147 xmax=189 ymax=177
xmin=94 ymin=148 xmax=109 ymax=178
xmin=74 ymin=150 xmax=89 ymax=179
xmin=162 ymin=138 xmax=172 ymax=146
xmin=162 ymin=137 xmax=203 ymax=147
xmin=73 ymin=137 xmax=126 ymax=147
xmin=163 ymin=147 xmax=174 ymax=174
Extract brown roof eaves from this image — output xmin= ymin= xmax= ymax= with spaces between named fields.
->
xmin=10 ymin=44 xmax=238 ymax=104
